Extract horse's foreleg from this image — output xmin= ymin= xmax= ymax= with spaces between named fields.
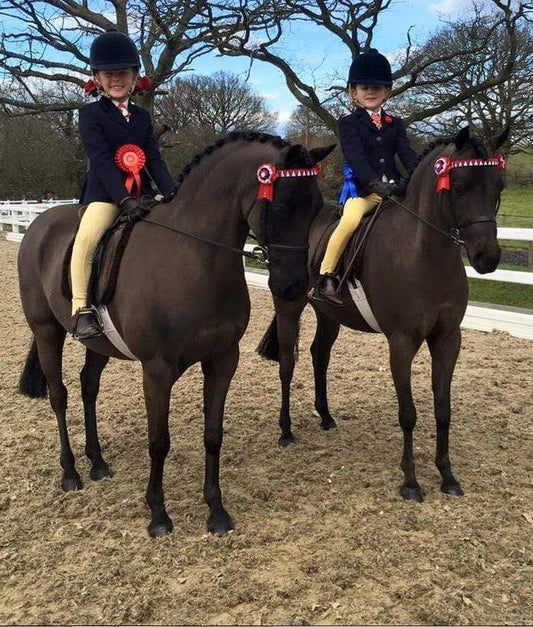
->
xmin=311 ymin=310 xmax=340 ymax=431
xmin=35 ymin=322 xmax=82 ymax=491
xmin=427 ymin=327 xmax=463 ymax=496
xmin=80 ymin=349 xmax=112 ymax=481
xmin=201 ymin=345 xmax=239 ymax=534
xmin=143 ymin=361 xmax=176 ymax=537
xmin=274 ymin=295 xmax=307 ymax=446
xmin=389 ymin=333 xmax=423 ymax=502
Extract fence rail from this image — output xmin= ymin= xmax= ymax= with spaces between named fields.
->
xmin=1 ymin=201 xmax=531 ymax=339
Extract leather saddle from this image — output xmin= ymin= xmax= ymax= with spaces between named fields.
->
xmin=311 ymin=201 xmax=385 ymax=280
xmin=62 ymin=196 xmax=158 ymax=306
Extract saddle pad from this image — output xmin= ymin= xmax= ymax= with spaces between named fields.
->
xmin=311 ymin=204 xmax=384 ymax=280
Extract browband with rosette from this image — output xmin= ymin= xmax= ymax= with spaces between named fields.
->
xmin=256 ymin=162 xmax=321 ymax=202
xmin=115 ymin=144 xmax=146 ymax=197
xmin=434 ymin=154 xmax=505 ymax=192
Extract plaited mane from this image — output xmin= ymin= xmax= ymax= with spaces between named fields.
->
xmin=173 ymin=131 xmax=290 ymax=191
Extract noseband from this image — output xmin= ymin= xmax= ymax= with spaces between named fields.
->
xmin=252 ymin=162 xmax=322 ymax=262
xmin=434 ymin=154 xmax=506 ymax=240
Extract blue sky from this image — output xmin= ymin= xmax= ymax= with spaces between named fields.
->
xmin=1 ymin=0 xmax=483 ymax=127
xmin=188 ymin=0 xmax=476 ymax=126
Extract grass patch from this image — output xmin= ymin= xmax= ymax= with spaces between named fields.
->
xmin=468 ymin=279 xmax=532 ymax=309
xmin=498 ymin=186 xmax=533 ymax=227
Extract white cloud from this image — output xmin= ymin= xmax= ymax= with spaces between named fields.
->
xmin=427 ymin=0 xmax=473 ymax=17
xmin=277 ymin=109 xmax=294 ymax=123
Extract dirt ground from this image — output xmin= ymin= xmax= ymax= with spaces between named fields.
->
xmin=1 ymin=236 xmax=532 ymax=625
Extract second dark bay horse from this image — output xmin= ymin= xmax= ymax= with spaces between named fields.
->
xmin=258 ymin=126 xmax=508 ymax=502
xmin=17 ymin=131 xmax=335 ymax=536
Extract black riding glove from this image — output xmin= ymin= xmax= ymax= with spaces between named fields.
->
xmin=119 ymin=197 xmax=149 ymax=222
xmin=162 ymin=186 xmax=178 ymax=203
xmin=394 ymin=177 xmax=409 ymax=197
xmin=367 ymin=179 xmax=396 ymax=198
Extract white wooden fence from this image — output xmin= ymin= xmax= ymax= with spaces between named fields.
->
xmin=2 ymin=200 xmax=532 ymax=340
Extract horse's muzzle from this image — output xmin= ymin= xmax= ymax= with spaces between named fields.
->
xmin=471 ymin=247 xmax=501 ymax=274
xmin=268 ymin=268 xmax=309 ymax=301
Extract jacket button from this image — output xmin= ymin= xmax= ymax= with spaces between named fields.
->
xmin=376 ymin=136 xmax=382 ymax=142
xmin=379 ymin=158 xmax=385 ymax=163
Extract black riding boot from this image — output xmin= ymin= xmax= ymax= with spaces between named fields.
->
xmin=311 ymin=274 xmax=344 ymax=306
xmin=71 ymin=306 xmax=104 ymax=340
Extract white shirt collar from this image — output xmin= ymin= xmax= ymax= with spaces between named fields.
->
xmin=366 ymin=107 xmax=382 ymax=117
xmin=112 ymin=98 xmax=129 ymax=108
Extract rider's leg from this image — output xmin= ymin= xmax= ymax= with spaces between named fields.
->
xmin=70 ymin=201 xmax=120 ymax=338
xmin=313 ymin=193 xmax=381 ymax=305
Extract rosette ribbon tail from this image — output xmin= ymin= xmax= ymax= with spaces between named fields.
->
xmin=338 ymin=163 xmax=358 ymax=204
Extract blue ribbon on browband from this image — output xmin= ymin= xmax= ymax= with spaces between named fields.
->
xmin=338 ymin=163 xmax=358 ymax=205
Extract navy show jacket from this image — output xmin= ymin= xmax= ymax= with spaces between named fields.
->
xmin=338 ymin=108 xmax=418 ymax=197
xmin=79 ymin=96 xmax=176 ymax=205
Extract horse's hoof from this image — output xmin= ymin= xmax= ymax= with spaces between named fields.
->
xmin=320 ymin=418 xmax=337 ymax=431
xmin=442 ymin=483 xmax=464 ymax=497
xmin=90 ymin=462 xmax=113 ymax=481
xmin=61 ymin=471 xmax=83 ymax=492
xmin=207 ymin=511 xmax=234 ymax=535
xmin=148 ymin=513 xmax=173 ymax=538
xmin=278 ymin=434 xmax=295 ymax=447
xmin=400 ymin=485 xmax=424 ymax=503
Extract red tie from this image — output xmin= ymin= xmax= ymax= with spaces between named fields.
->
xmin=370 ymin=111 xmax=382 ymax=130
xmin=117 ymin=102 xmax=130 ymax=121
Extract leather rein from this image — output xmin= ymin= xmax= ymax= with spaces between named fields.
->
xmin=140 ymin=162 xmax=321 ymax=263
xmin=389 ymin=153 xmax=505 ymax=246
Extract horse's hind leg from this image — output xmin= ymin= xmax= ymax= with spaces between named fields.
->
xmin=80 ymin=349 xmax=112 ymax=481
xmin=202 ymin=345 xmax=239 ymax=534
xmin=311 ymin=310 xmax=340 ymax=431
xmin=388 ymin=333 xmax=424 ymax=502
xmin=427 ymin=327 xmax=463 ymax=496
xmin=34 ymin=321 xmax=82 ymax=491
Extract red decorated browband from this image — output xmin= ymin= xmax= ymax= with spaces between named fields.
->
xmin=434 ymin=154 xmax=505 ymax=192
xmin=256 ymin=162 xmax=321 ymax=201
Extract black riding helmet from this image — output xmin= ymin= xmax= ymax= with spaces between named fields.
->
xmin=89 ymin=27 xmax=140 ymax=71
xmin=348 ymin=48 xmax=392 ymax=87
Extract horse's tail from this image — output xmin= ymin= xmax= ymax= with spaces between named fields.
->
xmin=19 ymin=338 xmax=47 ymax=398
xmin=256 ymin=315 xmax=280 ymax=362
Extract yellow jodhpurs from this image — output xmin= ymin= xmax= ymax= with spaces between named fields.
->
xmin=320 ymin=193 xmax=382 ymax=275
xmin=70 ymin=201 xmax=120 ymax=314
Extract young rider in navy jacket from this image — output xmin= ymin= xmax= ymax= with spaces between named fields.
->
xmin=71 ymin=28 xmax=177 ymax=340
xmin=313 ymin=49 xmax=418 ymax=305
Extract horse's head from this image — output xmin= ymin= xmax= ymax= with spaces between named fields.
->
xmin=437 ymin=126 xmax=508 ymax=274
xmin=253 ymin=142 xmax=336 ymax=300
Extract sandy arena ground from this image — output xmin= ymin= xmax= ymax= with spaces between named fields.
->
xmin=0 ymin=237 xmax=532 ymax=625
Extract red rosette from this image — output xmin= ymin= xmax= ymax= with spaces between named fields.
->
xmin=434 ymin=156 xmax=452 ymax=192
xmin=496 ymin=153 xmax=506 ymax=170
xmin=115 ymin=144 xmax=146 ymax=198
xmin=384 ymin=114 xmax=393 ymax=124
xmin=256 ymin=163 xmax=277 ymax=201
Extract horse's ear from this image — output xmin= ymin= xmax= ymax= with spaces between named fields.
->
xmin=488 ymin=126 xmax=510 ymax=152
xmin=455 ymin=126 xmax=470 ymax=150
xmin=277 ymin=144 xmax=308 ymax=168
xmin=309 ymin=143 xmax=337 ymax=164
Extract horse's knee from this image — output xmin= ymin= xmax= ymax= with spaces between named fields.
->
xmin=49 ymin=382 xmax=67 ymax=414
xmin=149 ymin=435 xmax=170 ymax=460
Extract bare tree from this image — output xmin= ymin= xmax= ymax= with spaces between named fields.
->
xmin=0 ymin=0 xmax=236 ymax=114
xmin=210 ymin=0 xmax=530 ymax=136
xmin=157 ymin=71 xmax=277 ymax=135
xmin=401 ymin=23 xmax=533 ymax=152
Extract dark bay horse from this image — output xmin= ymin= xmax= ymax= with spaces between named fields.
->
xmin=258 ymin=126 xmax=508 ymax=502
xmin=17 ymin=131 xmax=335 ymax=536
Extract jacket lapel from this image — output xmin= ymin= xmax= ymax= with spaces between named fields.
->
xmin=355 ymin=107 xmax=379 ymax=134
xmin=99 ymin=96 xmax=131 ymax=131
